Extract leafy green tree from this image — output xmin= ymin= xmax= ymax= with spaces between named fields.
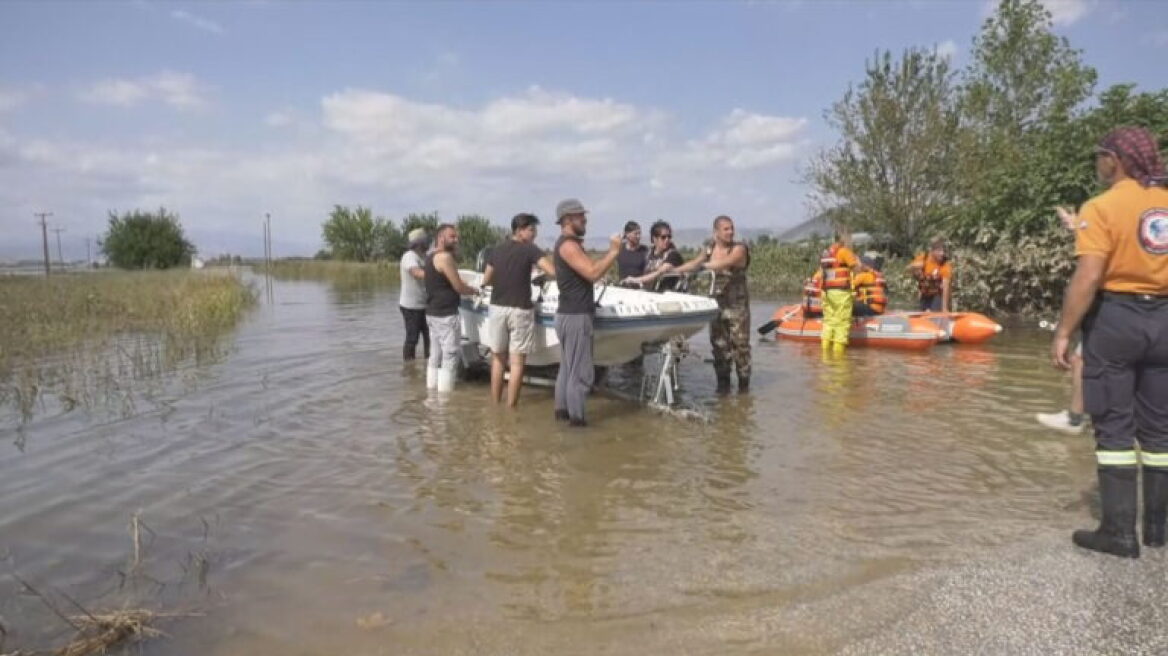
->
xmin=401 ymin=212 xmax=440 ymax=236
xmin=951 ymin=0 xmax=1098 ymax=242
xmin=809 ymin=48 xmax=960 ymax=255
xmin=100 ymin=207 xmax=195 ymax=269
xmin=455 ymin=214 xmax=508 ymax=266
xmin=322 ymin=205 xmax=380 ymax=262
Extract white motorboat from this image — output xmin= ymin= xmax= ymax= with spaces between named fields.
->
xmin=458 ymin=270 xmax=720 ymax=367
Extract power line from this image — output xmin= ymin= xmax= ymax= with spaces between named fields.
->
xmin=34 ymin=211 xmax=53 ymax=276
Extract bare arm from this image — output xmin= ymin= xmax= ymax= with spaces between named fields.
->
xmin=941 ymin=278 xmax=952 ymax=313
xmin=435 ymin=251 xmax=479 ymax=296
xmin=408 ymin=266 xmax=425 ymax=281
xmin=559 ymin=237 xmax=620 ymax=283
xmin=536 ymin=255 xmax=555 ymax=277
xmin=1052 ymin=255 xmax=1106 ymax=368
xmin=481 ymin=263 xmax=495 ymax=288
xmin=671 ymin=249 xmax=710 ymax=275
xmin=623 ymin=263 xmax=674 ymax=286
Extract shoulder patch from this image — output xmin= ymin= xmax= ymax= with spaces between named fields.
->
xmin=1138 ymin=208 xmax=1168 ymax=255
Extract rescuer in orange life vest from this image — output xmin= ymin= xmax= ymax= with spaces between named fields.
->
xmin=852 ymin=252 xmax=887 ymax=317
xmin=818 ymin=232 xmax=860 ymax=352
xmin=908 ymin=238 xmax=953 ymax=312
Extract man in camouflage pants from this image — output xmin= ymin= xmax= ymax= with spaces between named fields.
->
xmin=676 ymin=215 xmax=752 ymax=393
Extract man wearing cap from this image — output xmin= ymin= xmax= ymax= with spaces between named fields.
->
xmin=1052 ymin=126 xmax=1168 ymax=559
xmin=481 ymin=213 xmax=556 ymax=408
xmin=553 ymin=198 xmax=622 ymax=426
xmin=399 ymin=228 xmax=430 ymax=360
xmin=616 ymin=221 xmax=649 ymax=282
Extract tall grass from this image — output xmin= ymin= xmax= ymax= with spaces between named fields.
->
xmin=260 ymin=259 xmax=399 ymax=287
xmin=0 ymin=270 xmax=256 ymax=422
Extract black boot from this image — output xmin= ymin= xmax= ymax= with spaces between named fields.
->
xmin=715 ymin=373 xmax=732 ymax=395
xmin=737 ymin=376 xmax=750 ymax=393
xmin=1143 ymin=467 xmax=1168 ymax=547
xmin=554 ymin=409 xmax=570 ymax=422
xmin=1073 ymin=467 xmax=1140 ymax=558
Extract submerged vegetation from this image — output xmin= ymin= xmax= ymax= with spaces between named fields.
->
xmin=0 ymin=270 xmax=256 ymax=422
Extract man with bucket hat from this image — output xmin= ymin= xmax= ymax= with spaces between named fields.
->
xmin=552 ymin=198 xmax=621 ymax=426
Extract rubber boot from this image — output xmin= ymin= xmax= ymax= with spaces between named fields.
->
xmin=737 ymin=376 xmax=750 ymax=393
xmin=436 ymin=367 xmax=456 ymax=393
xmin=1143 ymin=467 xmax=1168 ymax=547
xmin=715 ymin=372 xmax=732 ymax=395
xmin=1073 ymin=467 xmax=1140 ymax=558
xmin=554 ymin=409 xmax=570 ymax=422
xmin=831 ymin=342 xmax=846 ymax=356
xmin=426 ymin=366 xmax=439 ymax=390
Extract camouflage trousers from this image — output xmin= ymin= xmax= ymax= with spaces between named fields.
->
xmin=710 ymin=305 xmax=751 ymax=381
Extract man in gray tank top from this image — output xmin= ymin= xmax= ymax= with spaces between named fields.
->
xmin=552 ymin=198 xmax=621 ymax=426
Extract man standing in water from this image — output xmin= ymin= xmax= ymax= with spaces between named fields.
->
xmin=481 ymin=213 xmax=555 ymax=408
xmin=424 ymin=224 xmax=479 ymax=393
xmin=553 ymin=198 xmax=621 ymax=426
xmin=1052 ymin=126 xmax=1168 ymax=559
xmin=817 ymin=230 xmax=859 ymax=353
xmin=674 ymin=215 xmax=751 ymax=393
xmin=399 ymin=228 xmax=430 ymax=360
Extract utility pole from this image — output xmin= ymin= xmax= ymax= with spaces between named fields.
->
xmin=86 ymin=236 xmax=91 ymax=266
xmin=52 ymin=226 xmax=66 ymax=267
xmin=264 ymin=212 xmax=272 ymax=266
xmin=35 ymin=211 xmax=53 ymax=275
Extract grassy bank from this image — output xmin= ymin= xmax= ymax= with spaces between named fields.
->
xmin=260 ymin=259 xmax=399 ymax=287
xmin=1 ymin=270 xmax=256 ymax=421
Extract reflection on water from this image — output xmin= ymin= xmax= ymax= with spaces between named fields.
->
xmin=0 ymin=279 xmax=1099 ymax=654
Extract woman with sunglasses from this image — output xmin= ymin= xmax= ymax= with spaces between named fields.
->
xmin=620 ymin=220 xmax=684 ymax=291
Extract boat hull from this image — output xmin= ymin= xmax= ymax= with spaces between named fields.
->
xmin=771 ymin=305 xmax=941 ymax=351
xmin=902 ymin=311 xmax=1003 ymax=344
xmin=458 ymin=271 xmax=720 ymax=367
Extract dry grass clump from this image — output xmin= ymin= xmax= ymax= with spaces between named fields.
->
xmin=260 ymin=259 xmax=399 ymax=287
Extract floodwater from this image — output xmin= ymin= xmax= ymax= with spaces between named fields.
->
xmin=3 ymin=276 xmax=1168 ymax=654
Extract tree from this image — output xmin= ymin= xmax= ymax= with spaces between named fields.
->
xmin=455 ymin=214 xmax=508 ymax=266
xmin=951 ymin=0 xmax=1098 ymax=241
xmin=809 ymin=48 xmax=960 ymax=255
xmin=322 ymin=205 xmax=380 ymax=262
xmin=100 ymin=207 xmax=195 ymax=269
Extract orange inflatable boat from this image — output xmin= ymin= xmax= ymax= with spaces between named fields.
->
xmin=768 ymin=305 xmax=942 ymax=351
xmin=903 ymin=311 xmax=1003 ymax=344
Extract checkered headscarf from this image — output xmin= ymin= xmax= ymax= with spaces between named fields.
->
xmin=1099 ymin=126 xmax=1167 ymax=187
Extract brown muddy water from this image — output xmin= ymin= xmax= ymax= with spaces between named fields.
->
xmin=0 ymin=277 xmax=1138 ymax=654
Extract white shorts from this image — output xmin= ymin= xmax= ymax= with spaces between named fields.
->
xmin=484 ymin=305 xmax=535 ymax=355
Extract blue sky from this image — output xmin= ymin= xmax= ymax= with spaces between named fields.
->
xmin=1 ymin=0 xmax=1165 ymax=259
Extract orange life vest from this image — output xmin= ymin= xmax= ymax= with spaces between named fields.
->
xmin=802 ymin=277 xmax=822 ymax=314
xmin=820 ymin=244 xmax=852 ymax=290
xmin=914 ymin=255 xmax=947 ymax=297
xmin=855 ymin=273 xmax=887 ymax=313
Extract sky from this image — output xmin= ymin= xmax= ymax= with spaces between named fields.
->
xmin=1 ymin=0 xmax=1165 ymax=260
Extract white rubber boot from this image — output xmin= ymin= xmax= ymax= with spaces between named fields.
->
xmin=436 ymin=367 xmax=456 ymax=393
xmin=426 ymin=366 xmax=439 ymax=390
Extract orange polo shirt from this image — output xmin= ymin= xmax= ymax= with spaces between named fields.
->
xmin=1076 ymin=179 xmax=1168 ymax=294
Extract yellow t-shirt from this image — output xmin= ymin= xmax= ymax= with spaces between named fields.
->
xmin=1076 ymin=179 xmax=1168 ymax=294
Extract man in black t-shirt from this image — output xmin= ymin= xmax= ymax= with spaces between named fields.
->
xmin=621 ymin=220 xmax=684 ymax=291
xmin=481 ymin=213 xmax=556 ymax=407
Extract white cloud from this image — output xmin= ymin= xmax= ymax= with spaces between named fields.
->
xmin=0 ymin=87 xmax=810 ymax=255
xmin=79 ymin=72 xmax=209 ymax=110
xmin=0 ymin=88 xmax=30 ymax=112
xmin=264 ymin=110 xmax=295 ymax=127
xmin=981 ymin=0 xmax=1093 ymax=26
xmin=934 ymin=40 xmax=959 ymax=60
xmin=171 ymin=9 xmax=225 ymax=35
xmin=1042 ymin=0 xmax=1091 ymax=25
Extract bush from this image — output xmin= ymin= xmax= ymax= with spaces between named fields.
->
xmin=100 ymin=208 xmax=195 ymax=270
